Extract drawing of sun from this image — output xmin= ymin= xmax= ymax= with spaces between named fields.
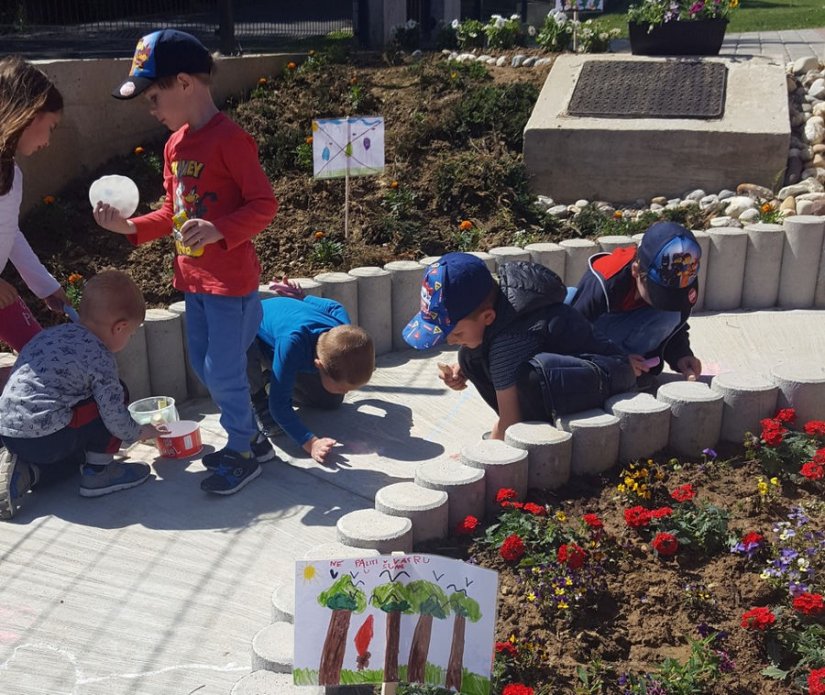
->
xmin=303 ymin=564 xmax=318 ymax=582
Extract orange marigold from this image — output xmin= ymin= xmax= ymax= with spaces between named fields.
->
xmin=761 ymin=202 xmax=772 ymax=213
xmin=314 ymin=230 xmax=326 ymax=240
xmin=613 ymin=210 xmax=623 ymax=219
xmin=459 ymin=220 xmax=473 ymax=231
xmin=306 ymin=136 xmax=313 ymax=145
xmin=390 ymin=180 xmax=399 ymax=189
xmin=258 ymin=77 xmax=268 ymax=85
xmin=42 ymin=195 xmax=55 ymax=205
xmin=133 ymin=146 xmax=144 ymax=155
xmin=68 ymin=273 xmax=83 ymax=284
xmin=287 ymin=61 xmax=297 ymax=70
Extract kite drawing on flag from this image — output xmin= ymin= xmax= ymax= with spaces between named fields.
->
xmin=312 ymin=116 xmax=385 ymax=180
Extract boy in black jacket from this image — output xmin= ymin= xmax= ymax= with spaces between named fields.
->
xmin=403 ymin=253 xmax=642 ymax=440
xmin=568 ymin=221 xmax=703 ymax=382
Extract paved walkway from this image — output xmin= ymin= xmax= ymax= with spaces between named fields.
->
xmin=2 ymin=309 xmax=825 ymax=695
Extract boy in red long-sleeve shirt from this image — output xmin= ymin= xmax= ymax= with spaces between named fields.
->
xmin=95 ymin=30 xmax=278 ymax=495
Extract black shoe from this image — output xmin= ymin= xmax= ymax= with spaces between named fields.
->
xmin=200 ymin=451 xmax=262 ymax=495
xmin=202 ymin=434 xmax=277 ymax=470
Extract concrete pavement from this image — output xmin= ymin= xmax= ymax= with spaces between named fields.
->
xmin=2 ymin=308 xmax=825 ymax=694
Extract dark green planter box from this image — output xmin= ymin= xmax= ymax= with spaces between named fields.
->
xmin=628 ymin=18 xmax=728 ymax=56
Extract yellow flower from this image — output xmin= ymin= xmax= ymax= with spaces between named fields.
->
xmin=770 ymin=477 xmax=779 ymax=487
xmin=639 ymin=468 xmax=648 ymax=477
xmin=757 ymin=480 xmax=768 ymax=496
xmin=450 ymin=71 xmax=458 ymax=80
xmin=133 ymin=146 xmax=144 ymax=155
xmin=655 ymin=469 xmax=665 ymax=480
xmin=613 ymin=210 xmax=622 ymax=219
xmin=558 ymin=601 xmax=568 ymax=610
xmin=258 ymin=77 xmax=267 ymax=85
xmin=527 ymin=592 xmax=536 ymax=602
xmin=554 ymin=511 xmax=567 ymax=522
xmin=554 ymin=587 xmax=565 ymax=596
xmin=42 ymin=195 xmax=55 ymax=205
xmin=729 ymin=0 xmax=739 ymax=7
xmin=624 ymin=476 xmax=634 ymax=487
xmin=509 ymin=634 xmax=516 ymax=644
xmin=565 ymin=577 xmax=573 ymax=586
xmin=617 ymin=483 xmax=626 ymax=493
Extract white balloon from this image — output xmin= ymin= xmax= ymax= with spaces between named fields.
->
xmin=89 ymin=175 xmax=139 ymax=218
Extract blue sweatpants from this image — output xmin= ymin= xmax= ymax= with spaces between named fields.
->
xmin=185 ymin=291 xmax=262 ymax=452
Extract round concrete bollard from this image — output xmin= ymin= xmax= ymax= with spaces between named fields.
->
xmin=605 ymin=392 xmax=671 ymax=462
xmin=291 ymin=277 xmax=323 ymax=297
xmin=271 ymin=581 xmax=295 ymax=623
xmin=115 ymin=322 xmax=151 ymax=402
xmin=488 ymin=246 xmax=531 ymax=269
xmin=555 ymin=409 xmax=621 ymax=476
xmin=742 ymin=223 xmax=784 ymax=308
xmin=231 ymin=671 xmax=324 ymax=695
xmin=419 ymin=255 xmax=441 ymax=267
xmin=315 ymin=272 xmax=359 ymax=326
xmin=384 ymin=260 xmax=425 ymax=352
xmin=257 ymin=283 xmax=279 ymax=301
xmin=348 ymin=266 xmax=392 ymax=356
xmin=524 ymin=242 xmax=566 ymax=279
xmin=460 ymin=439 xmax=529 ymax=514
xmin=710 ymin=371 xmax=778 ymax=443
xmin=251 ymin=622 xmax=293 ymax=673
xmin=503 ymin=421 xmax=572 ymax=490
xmin=559 ymin=238 xmax=598 ymax=287
xmin=691 ymin=229 xmax=711 ymax=312
xmin=375 ymin=482 xmax=449 ymax=544
xmin=656 ymin=381 xmax=723 ymax=457
xmin=168 ymin=300 xmax=210 ymax=399
xmin=598 ymin=235 xmax=636 ymax=253
xmin=467 ymin=251 xmax=497 ymax=273
xmin=336 ymin=508 xmax=413 ymax=553
xmin=303 ymin=543 xmax=380 ymax=561
xmin=631 ymin=232 xmax=645 ymax=244
xmin=779 ymin=215 xmax=825 ymax=308
xmin=770 ymin=361 xmax=825 ymax=424
xmin=143 ymin=308 xmax=187 ymax=404
xmin=704 ymin=228 xmax=748 ymax=311
xmin=415 ymin=458 xmax=485 ymax=528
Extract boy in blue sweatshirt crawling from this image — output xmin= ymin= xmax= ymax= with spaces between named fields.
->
xmin=246 ymin=284 xmax=375 ymax=465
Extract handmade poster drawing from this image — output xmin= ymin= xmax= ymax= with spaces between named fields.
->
xmin=312 ymin=116 xmax=385 ymax=179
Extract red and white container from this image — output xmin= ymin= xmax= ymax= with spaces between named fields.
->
xmin=156 ymin=420 xmax=203 ymax=459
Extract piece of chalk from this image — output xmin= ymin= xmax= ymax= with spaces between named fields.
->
xmin=641 ymin=356 xmax=660 ymax=369
xmin=64 ymin=305 xmax=79 ymax=323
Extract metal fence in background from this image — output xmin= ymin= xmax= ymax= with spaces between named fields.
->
xmin=0 ymin=0 xmax=354 ymax=59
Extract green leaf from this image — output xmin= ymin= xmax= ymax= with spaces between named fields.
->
xmin=760 ymin=665 xmax=789 ymax=680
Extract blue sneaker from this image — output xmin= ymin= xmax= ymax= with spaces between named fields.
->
xmin=79 ymin=460 xmax=151 ymax=498
xmin=202 ymin=434 xmax=277 ymax=470
xmin=0 ymin=449 xmax=37 ymax=520
xmin=200 ymin=450 xmax=261 ymax=495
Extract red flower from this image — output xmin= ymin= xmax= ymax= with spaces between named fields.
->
xmin=522 ymin=502 xmax=546 ymax=517
xmin=775 ymin=408 xmax=796 ymax=424
xmin=455 ymin=515 xmax=479 ymax=536
xmin=740 ymin=606 xmax=776 ymax=631
xmin=650 ymin=506 xmax=673 ymax=519
xmin=814 ymin=447 xmax=825 ymax=463
xmin=741 ymin=531 xmax=765 ymax=547
xmin=495 ymin=641 xmax=517 ymax=657
xmin=500 ymin=534 xmax=526 ymax=562
xmin=804 ymin=420 xmax=825 ymax=437
xmin=801 ymin=461 xmax=825 ymax=480
xmin=503 ymin=685 xmax=534 ymax=695
xmin=651 ymin=532 xmax=679 ymax=557
xmin=502 ymin=501 xmax=524 ymax=510
xmin=809 ymin=668 xmax=825 ymax=695
xmin=670 ymin=483 xmax=695 ymax=503
xmin=624 ymin=506 xmax=652 ymax=528
xmin=557 ymin=543 xmax=587 ymax=569
xmin=496 ymin=488 xmax=517 ymax=505
xmin=793 ymin=592 xmax=824 ymax=616
xmin=582 ymin=513 xmax=603 ymax=529
xmin=760 ymin=418 xmax=787 ymax=446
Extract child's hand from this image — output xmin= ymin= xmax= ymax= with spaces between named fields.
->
xmin=0 ymin=278 xmax=18 ymax=309
xmin=138 ymin=424 xmax=165 ymax=440
xmin=304 ymin=436 xmax=338 ymax=464
xmin=628 ymin=354 xmax=649 ymax=378
xmin=437 ymin=362 xmax=467 ymax=391
xmin=43 ymin=287 xmax=70 ymax=314
xmin=676 ymin=355 xmax=702 ymax=382
xmin=93 ymin=202 xmax=135 ymax=235
xmin=269 ymin=275 xmax=306 ymax=299
xmin=180 ymin=218 xmax=223 ymax=252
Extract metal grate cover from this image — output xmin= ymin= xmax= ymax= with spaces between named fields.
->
xmin=567 ymin=61 xmax=727 ymax=119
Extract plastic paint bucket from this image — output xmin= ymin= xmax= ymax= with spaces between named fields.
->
xmin=156 ymin=420 xmax=203 ymax=459
xmin=128 ymin=396 xmax=179 ymax=426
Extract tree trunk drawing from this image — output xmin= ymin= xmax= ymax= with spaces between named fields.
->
xmin=445 ymin=612 xmax=466 ymax=690
xmin=384 ymin=610 xmax=401 ymax=682
xmin=318 ymin=608 xmax=352 ymax=685
xmin=407 ymin=613 xmax=434 ymax=683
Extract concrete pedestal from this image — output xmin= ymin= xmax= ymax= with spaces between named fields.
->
xmin=251 ymin=622 xmax=293 ymax=673
xmin=460 ymin=439 xmax=529 ymax=514
xmin=503 ymin=421 xmax=572 ymax=490
xmin=656 ymin=381 xmax=723 ymax=457
xmin=770 ymin=361 xmax=825 ymax=424
xmin=555 ymin=409 xmax=620 ymax=475
xmin=524 ymin=242 xmax=566 ymax=279
xmin=231 ymin=671 xmax=323 ymax=695
xmin=115 ymin=322 xmax=151 ymax=402
xmin=605 ymin=391 xmax=671 ymax=461
xmin=704 ymin=228 xmax=748 ymax=311
xmin=559 ymin=238 xmax=598 ymax=286
xmin=384 ymin=260 xmax=424 ymax=351
xmin=271 ymin=581 xmax=295 ymax=623
xmin=291 ymin=277 xmax=323 ymax=297
xmin=348 ymin=266 xmax=392 ymax=356
xmin=315 ymin=272 xmax=359 ymax=325
xmin=414 ymin=458 xmax=485 ymax=528
xmin=692 ymin=229 xmax=711 ymax=312
xmin=336 ymin=508 xmax=413 ymax=553
xmin=598 ymin=235 xmax=636 ymax=253
xmin=143 ymin=308 xmax=187 ymax=404
xmin=488 ymin=246 xmax=531 ymax=269
xmin=710 ymin=371 xmax=779 ymax=443
xmin=742 ymin=223 xmax=784 ymax=308
xmin=468 ymin=251 xmax=497 ymax=273
xmin=778 ymin=215 xmax=825 ymax=308
xmin=374 ymin=481 xmax=449 ymax=543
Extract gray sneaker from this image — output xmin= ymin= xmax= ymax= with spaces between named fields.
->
xmin=0 ymin=448 xmax=35 ymax=520
xmin=79 ymin=461 xmax=152 ymax=498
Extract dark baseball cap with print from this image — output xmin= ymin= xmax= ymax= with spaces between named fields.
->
xmin=637 ymin=221 xmax=702 ymax=312
xmin=113 ymin=29 xmax=212 ymax=100
xmin=403 ymin=252 xmax=495 ymax=350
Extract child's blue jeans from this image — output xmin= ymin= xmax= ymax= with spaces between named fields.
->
xmin=185 ymin=290 xmax=262 ymax=453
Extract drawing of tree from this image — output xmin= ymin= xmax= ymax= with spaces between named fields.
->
xmin=370 ymin=572 xmax=413 ymax=682
xmin=317 ymin=575 xmax=367 ymax=685
xmin=445 ymin=589 xmax=482 ymax=690
xmin=405 ymin=580 xmax=450 ymax=683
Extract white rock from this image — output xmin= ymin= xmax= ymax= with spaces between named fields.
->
xmin=534 ymin=57 xmax=552 ymax=67
xmin=667 ymin=198 xmax=681 ymax=206
xmin=699 ymin=194 xmax=719 ymax=209
xmin=449 ymin=51 xmax=458 ymax=60
xmin=411 ymin=50 xmax=423 ymax=60
xmin=778 ymin=178 xmax=825 ymax=197
xmin=522 ymin=57 xmax=536 ymax=67
xmin=793 ymin=56 xmax=820 ymax=74
xmin=814 ymin=103 xmax=825 ymax=118
xmin=650 ymin=202 xmax=663 ymax=211
xmin=805 ymin=117 xmax=825 ymax=145
xmin=724 ymin=195 xmax=757 ymax=218
xmin=496 ymin=56 xmax=507 ymax=67
xmin=738 ymin=208 xmax=761 ymax=223
xmin=477 ymin=54 xmax=492 ymax=62
xmin=486 ymin=58 xmax=497 ymax=65
xmin=511 ymin=54 xmax=526 ymax=67
xmin=536 ymin=195 xmax=555 ymax=209
xmin=679 ymin=199 xmax=698 ymax=208
xmin=797 ymin=199 xmax=815 ymax=215
xmin=795 ymin=192 xmax=825 ymax=201
xmin=548 ymin=204 xmax=571 ymax=218
xmin=574 ymin=199 xmax=589 ymax=208
xmin=685 ymin=188 xmax=705 ymax=201
xmin=717 ymin=189 xmax=736 ymax=201
xmin=709 ymin=216 xmax=738 ymax=227
xmin=442 ymin=49 xmax=453 ymax=56
xmin=810 ymin=79 xmax=825 ymax=100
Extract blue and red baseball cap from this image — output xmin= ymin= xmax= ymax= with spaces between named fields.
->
xmin=637 ymin=222 xmax=701 ymax=312
xmin=113 ymin=30 xmax=212 ymax=100
xmin=403 ymin=252 xmax=495 ymax=350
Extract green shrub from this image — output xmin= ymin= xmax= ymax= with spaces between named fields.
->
xmin=451 ymin=82 xmax=539 ymax=151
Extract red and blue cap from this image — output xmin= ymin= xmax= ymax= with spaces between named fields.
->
xmin=403 ymin=252 xmax=495 ymax=350
xmin=637 ymin=221 xmax=701 ymax=312
xmin=113 ymin=29 xmax=212 ymax=100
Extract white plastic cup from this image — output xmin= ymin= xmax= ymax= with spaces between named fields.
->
xmin=127 ymin=396 xmax=180 ymax=425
